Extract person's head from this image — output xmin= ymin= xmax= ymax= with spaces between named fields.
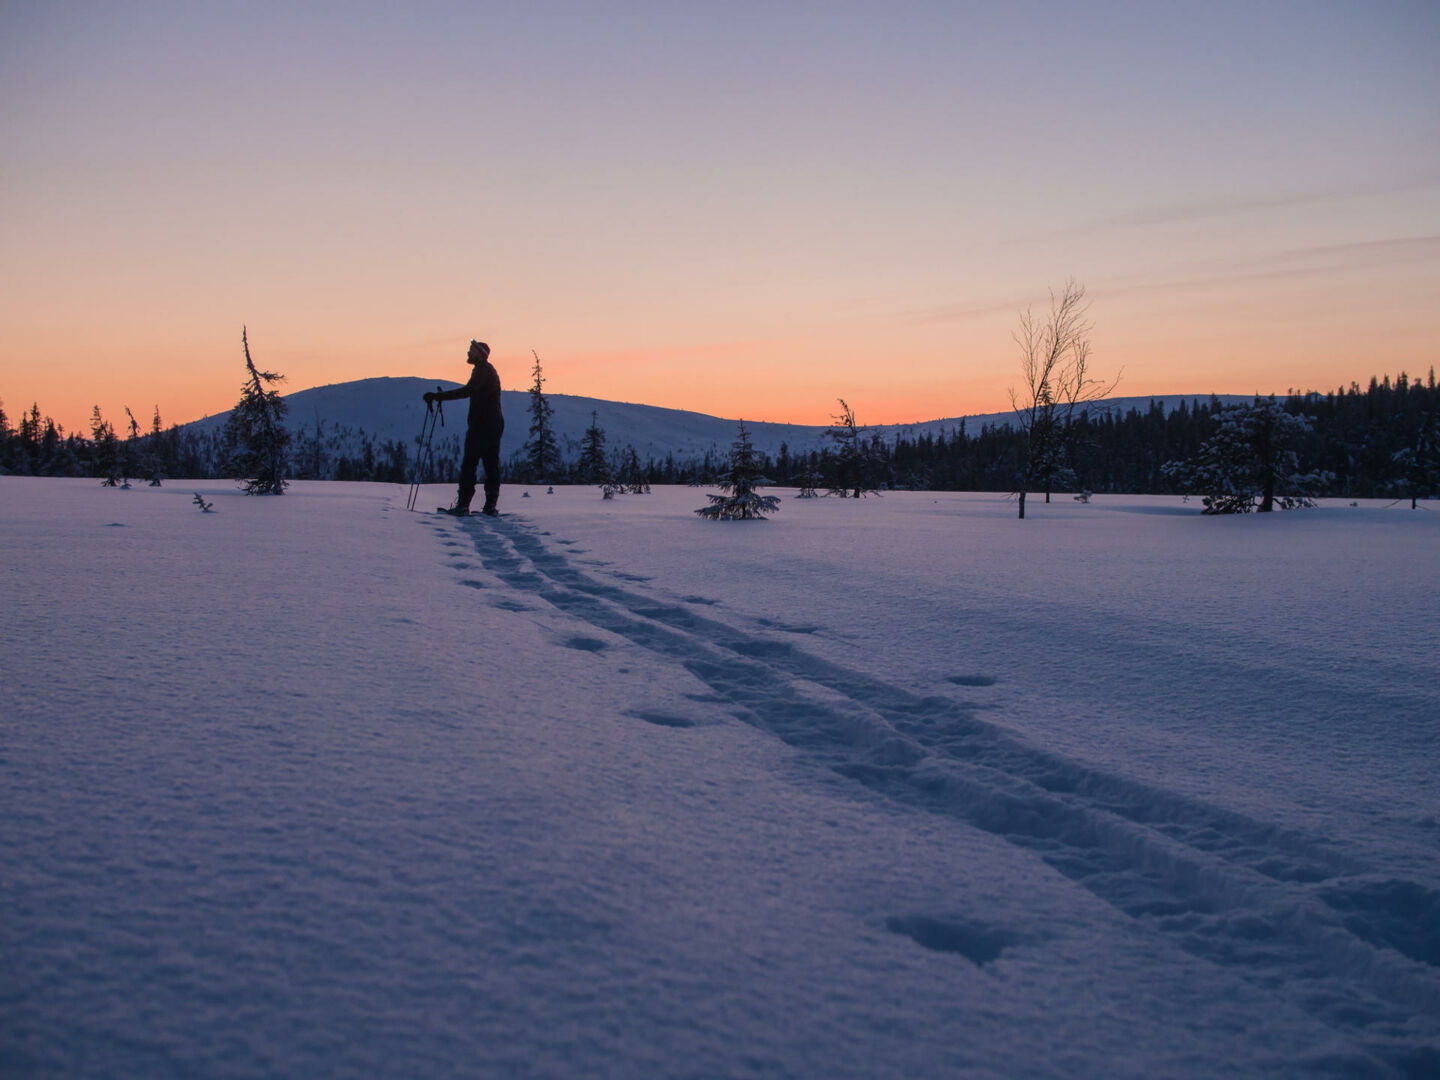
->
xmin=467 ymin=340 xmax=491 ymax=365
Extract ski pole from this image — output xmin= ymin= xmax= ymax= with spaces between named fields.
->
xmin=405 ymin=403 xmax=432 ymax=511
xmin=406 ymin=387 xmax=445 ymax=511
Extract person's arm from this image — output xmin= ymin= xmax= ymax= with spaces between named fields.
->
xmin=432 ymin=384 xmax=471 ymax=402
xmin=424 ymin=381 xmax=472 ymax=404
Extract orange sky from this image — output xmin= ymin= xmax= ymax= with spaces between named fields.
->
xmin=2 ymin=3 xmax=1437 ymax=434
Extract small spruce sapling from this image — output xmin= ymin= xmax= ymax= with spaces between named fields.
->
xmin=696 ymin=422 xmax=780 ymax=521
xmin=618 ymin=444 xmax=650 ymax=494
xmin=578 ymin=410 xmax=614 ymax=494
xmin=793 ymin=457 xmax=822 ymax=498
xmin=193 ymin=493 xmax=215 ymax=512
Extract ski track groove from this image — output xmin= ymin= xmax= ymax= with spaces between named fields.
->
xmin=441 ymin=515 xmax=1440 ymax=1067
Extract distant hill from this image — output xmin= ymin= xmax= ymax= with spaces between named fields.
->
xmin=181 ymin=377 xmax=1254 ymax=465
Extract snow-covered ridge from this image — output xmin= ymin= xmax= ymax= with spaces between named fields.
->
xmin=181 ymin=376 xmax=1255 ymax=462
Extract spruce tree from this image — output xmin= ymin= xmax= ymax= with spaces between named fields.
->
xmin=524 ymin=349 xmax=562 ymax=481
xmin=1390 ymin=407 xmax=1439 ymax=509
xmin=0 ymin=399 xmax=10 ymax=475
xmin=577 ymin=410 xmax=611 ymax=486
xmin=824 ymin=398 xmax=875 ymax=498
xmin=123 ymin=407 xmax=144 ymax=488
xmin=223 ymin=327 xmax=290 ymax=495
xmin=146 ymin=406 xmax=165 ymax=485
xmin=696 ymin=422 xmax=780 ymax=520
xmin=91 ymin=406 xmax=123 ymax=486
xmin=618 ymin=444 xmax=650 ymax=494
xmin=1162 ymin=398 xmax=1329 ymax=513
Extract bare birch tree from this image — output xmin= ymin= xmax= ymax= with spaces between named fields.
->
xmin=1009 ymin=281 xmax=1116 ymax=519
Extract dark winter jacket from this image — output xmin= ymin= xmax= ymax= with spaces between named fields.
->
xmin=436 ymin=361 xmax=503 ymax=430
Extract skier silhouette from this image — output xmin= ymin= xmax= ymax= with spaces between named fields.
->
xmin=425 ymin=340 xmax=504 ymax=516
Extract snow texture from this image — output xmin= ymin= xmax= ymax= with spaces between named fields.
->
xmin=2 ymin=477 xmax=1437 ymax=1078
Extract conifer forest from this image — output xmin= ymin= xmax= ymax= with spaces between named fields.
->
xmin=2 ymin=371 xmax=1435 ymax=504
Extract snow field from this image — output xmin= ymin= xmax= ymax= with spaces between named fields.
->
xmin=2 ymin=477 xmax=1437 ymax=1077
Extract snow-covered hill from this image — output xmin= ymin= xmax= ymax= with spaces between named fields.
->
xmin=182 ymin=377 xmax=1255 ymax=464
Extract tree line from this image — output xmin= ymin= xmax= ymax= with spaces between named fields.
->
xmin=4 ymin=321 xmax=1436 ymax=509
xmin=6 ymin=370 xmax=1435 ymax=503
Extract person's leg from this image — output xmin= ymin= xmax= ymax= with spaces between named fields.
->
xmin=481 ymin=436 xmax=501 ymax=513
xmin=455 ymin=427 xmax=481 ymax=510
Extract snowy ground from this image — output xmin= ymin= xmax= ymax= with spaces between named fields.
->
xmin=2 ymin=477 xmax=1437 ymax=1079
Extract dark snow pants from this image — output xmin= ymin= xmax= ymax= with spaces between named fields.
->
xmin=458 ymin=419 xmax=503 ymax=511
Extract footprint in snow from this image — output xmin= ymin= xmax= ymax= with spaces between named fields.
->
xmin=562 ymin=635 xmax=609 ymax=653
xmin=758 ymin=617 xmax=820 ymax=634
xmin=624 ymin=709 xmax=698 ymax=729
xmin=886 ymin=915 xmax=1021 ymax=966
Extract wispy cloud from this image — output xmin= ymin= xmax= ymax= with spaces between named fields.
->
xmin=1045 ymin=178 xmax=1440 ymax=239
xmin=1092 ymin=234 xmax=1440 ymax=302
xmin=907 ymin=234 xmax=1440 ymax=326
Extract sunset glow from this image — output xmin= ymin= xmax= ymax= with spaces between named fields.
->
xmin=2 ymin=1 xmax=1436 ymax=435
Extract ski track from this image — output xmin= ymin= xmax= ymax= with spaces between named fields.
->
xmin=432 ymin=514 xmax=1440 ymax=1074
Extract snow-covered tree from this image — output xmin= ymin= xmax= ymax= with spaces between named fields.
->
xmin=1162 ymin=398 xmax=1329 ymax=513
xmin=524 ymin=349 xmax=562 ymax=481
xmin=577 ymin=410 xmax=611 ymax=487
xmin=91 ymin=406 xmax=123 ymax=487
xmin=223 ymin=327 xmax=290 ymax=495
xmin=618 ymin=444 xmax=650 ymax=494
xmin=1389 ymin=407 xmax=1439 ymax=509
xmin=696 ymin=422 xmax=780 ymax=521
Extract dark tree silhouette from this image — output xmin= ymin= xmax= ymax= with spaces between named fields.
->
xmin=1009 ymin=281 xmax=1117 ymax=518
xmin=1162 ymin=398 xmax=1329 ymax=513
xmin=824 ymin=399 xmax=876 ymax=498
xmin=577 ymin=409 xmax=611 ymax=487
xmin=1389 ymin=406 xmax=1439 ymax=509
xmin=91 ymin=406 xmax=122 ymax=487
xmin=223 ymin=327 xmax=290 ymax=495
xmin=524 ymin=349 xmax=562 ymax=481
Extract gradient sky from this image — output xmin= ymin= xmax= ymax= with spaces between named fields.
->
xmin=2 ymin=0 xmax=1437 ymax=434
